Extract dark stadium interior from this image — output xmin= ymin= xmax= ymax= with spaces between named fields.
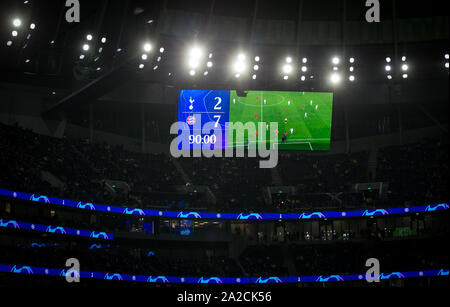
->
xmin=0 ymin=0 xmax=448 ymax=290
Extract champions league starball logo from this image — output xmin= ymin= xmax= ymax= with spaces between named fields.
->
xmin=77 ymin=202 xmax=95 ymax=210
xmin=29 ymin=194 xmax=50 ymax=203
xmin=380 ymin=272 xmax=405 ymax=280
xmin=362 ymin=209 xmax=389 ymax=216
xmin=46 ymin=226 xmax=67 ymax=234
xmin=198 ymin=277 xmax=222 ymax=284
xmin=298 ymin=212 xmax=325 ymax=219
xmin=104 ymin=273 xmax=123 ymax=280
xmin=90 ymin=231 xmax=110 ymax=239
xmin=255 ymin=277 xmax=282 ymax=283
xmin=11 ymin=265 xmax=33 ymax=274
xmin=316 ymin=275 xmax=344 ymax=282
xmin=0 ymin=219 xmax=20 ymax=229
xmin=425 ymin=204 xmax=449 ymax=212
xmin=177 ymin=212 xmax=202 ymax=219
xmin=122 ymin=208 xmax=145 ymax=215
xmin=237 ymin=213 xmax=263 ymax=220
xmin=147 ymin=276 xmax=169 ymax=283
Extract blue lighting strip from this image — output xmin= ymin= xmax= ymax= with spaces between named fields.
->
xmin=0 ymin=264 xmax=447 ymax=283
xmin=0 ymin=219 xmax=113 ymax=240
xmin=0 ymin=188 xmax=448 ymax=220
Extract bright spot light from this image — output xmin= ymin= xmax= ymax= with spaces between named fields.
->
xmin=143 ymin=43 xmax=152 ymax=52
xmin=86 ymin=34 xmax=93 ymax=41
xmin=207 ymin=61 xmax=213 ymax=68
xmin=235 ymin=73 xmax=240 ymax=78
xmin=157 ymin=56 xmax=161 ymax=62
xmin=330 ymin=72 xmax=341 ymax=84
xmin=139 ymin=64 xmax=144 ymax=69
xmin=301 ymin=66 xmax=307 ymax=72
xmin=101 ymin=37 xmax=106 ymax=43
xmin=13 ymin=18 xmax=21 ymax=27
xmin=385 ymin=65 xmax=391 ymax=72
xmin=234 ymin=61 xmax=246 ymax=73
xmin=30 ymin=23 xmax=35 ymax=30
xmin=286 ymin=57 xmax=292 ymax=63
xmin=349 ymin=75 xmax=355 ymax=82
xmin=445 ymin=62 xmax=449 ymax=68
xmin=402 ymin=56 xmax=407 ymax=62
xmin=402 ymin=64 xmax=408 ymax=71
xmin=332 ymin=57 xmax=340 ymax=65
xmin=282 ymin=64 xmax=292 ymax=74
xmin=141 ymin=54 xmax=148 ymax=60
xmin=6 ymin=41 xmax=12 ymax=46
xmin=153 ymin=65 xmax=158 ymax=70
xmin=386 ymin=57 xmax=391 ymax=63
xmin=402 ymin=73 xmax=408 ymax=79
xmin=12 ymin=31 xmax=18 ymax=37
xmin=189 ymin=69 xmax=196 ymax=76
xmin=301 ymin=75 xmax=306 ymax=81
xmin=302 ymin=58 xmax=307 ymax=63
xmin=283 ymin=75 xmax=289 ymax=80
xmin=189 ymin=58 xmax=199 ymax=68
xmin=333 ymin=66 xmax=338 ymax=71
xmin=204 ymin=71 xmax=208 ymax=76
xmin=349 ymin=57 xmax=355 ymax=63
xmin=349 ymin=66 xmax=354 ymax=72
xmin=82 ymin=44 xmax=90 ymax=51
xmin=387 ymin=75 xmax=392 ymax=80
xmin=252 ymin=74 xmax=256 ymax=79
xmin=254 ymin=56 xmax=260 ymax=62
xmin=160 ymin=47 xmax=164 ymax=53
xmin=209 ymin=53 xmax=213 ymax=58
xmin=253 ymin=65 xmax=259 ymax=71
xmin=79 ymin=54 xmax=85 ymax=59
xmin=190 ymin=47 xmax=202 ymax=58
xmin=238 ymin=53 xmax=246 ymax=61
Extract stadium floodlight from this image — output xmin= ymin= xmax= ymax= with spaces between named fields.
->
xmin=282 ymin=64 xmax=293 ymax=74
xmin=82 ymin=44 xmax=90 ymax=51
xmin=301 ymin=75 xmax=306 ymax=81
xmin=238 ymin=53 xmax=246 ymax=61
xmin=233 ymin=61 xmax=246 ymax=73
xmin=96 ymin=67 xmax=101 ymax=71
xmin=286 ymin=57 xmax=292 ymax=63
xmin=188 ymin=58 xmax=200 ymax=68
xmin=139 ymin=64 xmax=144 ymax=69
xmin=235 ymin=73 xmax=241 ymax=78
xmin=86 ymin=34 xmax=93 ymax=41
xmin=254 ymin=56 xmax=260 ymax=62
xmin=204 ymin=71 xmax=208 ymax=76
xmin=157 ymin=56 xmax=161 ymax=62
xmin=189 ymin=69 xmax=196 ymax=76
xmin=330 ymin=72 xmax=341 ymax=84
xmin=333 ymin=66 xmax=338 ymax=71
xmin=302 ymin=57 xmax=307 ymax=64
xmin=101 ymin=37 xmax=106 ymax=43
xmin=401 ymin=64 xmax=408 ymax=71
xmin=387 ymin=75 xmax=392 ymax=80
xmin=385 ymin=65 xmax=391 ymax=72
xmin=253 ymin=65 xmax=259 ymax=71
xmin=143 ymin=42 xmax=152 ymax=52
xmin=349 ymin=75 xmax=355 ymax=82
xmin=30 ymin=23 xmax=35 ymax=30
xmin=445 ymin=62 xmax=449 ymax=69
xmin=402 ymin=56 xmax=407 ymax=62
xmin=153 ymin=65 xmax=158 ymax=70
xmin=283 ymin=75 xmax=289 ymax=80
xmin=301 ymin=66 xmax=307 ymax=72
xmin=386 ymin=57 xmax=391 ymax=63
xmin=79 ymin=54 xmax=85 ymax=59
xmin=349 ymin=66 xmax=354 ymax=72
xmin=252 ymin=74 xmax=256 ymax=79
xmin=207 ymin=61 xmax=213 ymax=68
xmin=12 ymin=30 xmax=18 ymax=37
xmin=160 ymin=47 xmax=165 ymax=53
xmin=6 ymin=40 xmax=12 ymax=46
xmin=13 ymin=18 xmax=21 ymax=27
xmin=349 ymin=57 xmax=355 ymax=63
xmin=190 ymin=47 xmax=203 ymax=59
xmin=332 ymin=57 xmax=340 ymax=65
xmin=141 ymin=54 xmax=148 ymax=60
xmin=402 ymin=73 xmax=408 ymax=79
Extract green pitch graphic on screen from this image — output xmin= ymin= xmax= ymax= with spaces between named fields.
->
xmin=228 ymin=91 xmax=333 ymax=151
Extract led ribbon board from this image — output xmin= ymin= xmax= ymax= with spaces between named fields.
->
xmin=0 ymin=264 xmax=447 ymax=283
xmin=0 ymin=219 xmax=113 ymax=240
xmin=178 ymin=90 xmax=333 ymax=151
xmin=0 ymin=188 xmax=448 ymax=220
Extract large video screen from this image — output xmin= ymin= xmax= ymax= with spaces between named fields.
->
xmin=177 ymin=90 xmax=333 ymax=151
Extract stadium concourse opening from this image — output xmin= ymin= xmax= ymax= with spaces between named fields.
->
xmin=0 ymin=0 xmax=448 ymax=301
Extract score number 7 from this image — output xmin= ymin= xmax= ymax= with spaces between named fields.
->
xmin=213 ymin=97 xmax=222 ymax=128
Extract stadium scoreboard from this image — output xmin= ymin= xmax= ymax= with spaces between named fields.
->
xmin=178 ymin=90 xmax=333 ymax=151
